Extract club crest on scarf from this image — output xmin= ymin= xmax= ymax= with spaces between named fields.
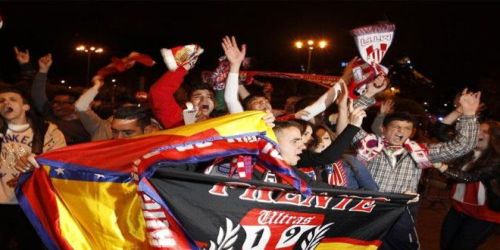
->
xmin=349 ymin=22 xmax=395 ymax=98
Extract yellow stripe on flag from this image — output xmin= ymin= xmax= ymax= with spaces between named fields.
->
xmin=316 ymin=242 xmax=379 ymax=250
xmin=52 ymin=178 xmax=148 ymax=249
xmin=143 ymin=111 xmax=276 ymax=141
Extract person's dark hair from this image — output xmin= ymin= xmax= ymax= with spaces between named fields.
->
xmin=310 ymin=124 xmax=336 ymax=151
xmin=382 ymin=112 xmax=417 ymax=128
xmin=115 ymin=94 xmax=138 ymax=108
xmin=273 ymin=120 xmax=303 ymax=135
xmin=293 ymin=119 xmax=313 ymax=135
xmin=51 ymin=89 xmax=79 ymax=103
xmin=187 ymin=83 xmax=215 ymax=99
xmin=472 ymin=121 xmax=500 ymax=170
xmin=242 ymin=94 xmax=267 ymax=110
xmin=0 ymin=86 xmax=49 ymax=154
xmin=113 ymin=106 xmax=152 ymax=129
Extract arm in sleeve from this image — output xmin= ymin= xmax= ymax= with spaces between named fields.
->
xmin=76 ymin=109 xmax=109 ymax=138
xmin=300 ymin=82 xmax=342 ymax=121
xmin=18 ymin=63 xmax=36 ymax=83
xmin=31 ymin=72 xmax=51 ymax=116
xmin=149 ymin=68 xmax=187 ymax=129
xmin=428 ymin=116 xmax=479 ymax=163
xmin=342 ymin=154 xmax=379 ymax=191
xmin=75 ymin=84 xmax=100 ymax=112
xmin=353 ymin=94 xmax=376 ymax=110
xmin=297 ymin=124 xmax=360 ymax=167
xmin=224 ymin=72 xmax=244 ymax=113
xmin=371 ymin=113 xmax=385 ymax=136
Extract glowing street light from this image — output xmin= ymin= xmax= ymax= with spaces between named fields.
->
xmin=75 ymin=44 xmax=104 ymax=85
xmin=318 ymin=40 xmax=328 ymax=49
xmin=294 ymin=39 xmax=329 ymax=73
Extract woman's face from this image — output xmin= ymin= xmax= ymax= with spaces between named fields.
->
xmin=302 ymin=125 xmax=313 ymax=145
xmin=476 ymin=123 xmax=491 ymax=152
xmin=313 ymin=128 xmax=332 ymax=153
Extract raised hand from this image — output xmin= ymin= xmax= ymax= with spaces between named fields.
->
xmin=92 ymin=75 xmax=105 ymax=89
xmin=348 ymin=100 xmax=367 ymax=127
xmin=380 ymin=99 xmax=394 ymax=115
xmin=335 ymin=79 xmax=349 ymax=109
xmin=365 ymin=74 xmax=388 ymax=98
xmin=221 ymin=36 xmax=246 ymax=72
xmin=38 ymin=53 xmax=53 ymax=73
xmin=294 ymin=109 xmax=310 ymax=120
xmin=14 ymin=46 xmax=30 ymax=64
xmin=340 ymin=56 xmax=359 ymax=83
xmin=459 ymin=89 xmax=481 ymax=116
xmin=262 ymin=110 xmax=276 ymax=128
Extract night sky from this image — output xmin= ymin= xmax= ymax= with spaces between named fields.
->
xmin=1 ymin=1 xmax=499 ymax=115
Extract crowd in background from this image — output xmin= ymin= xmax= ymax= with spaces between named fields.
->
xmin=0 ymin=35 xmax=498 ymax=250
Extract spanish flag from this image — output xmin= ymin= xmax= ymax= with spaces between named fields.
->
xmin=16 ymin=111 xmax=311 ymax=249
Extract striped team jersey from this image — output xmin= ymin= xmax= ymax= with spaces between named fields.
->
xmin=451 ymin=182 xmax=500 ymax=223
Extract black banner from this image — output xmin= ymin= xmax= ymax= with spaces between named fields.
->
xmin=150 ymin=169 xmax=412 ymax=249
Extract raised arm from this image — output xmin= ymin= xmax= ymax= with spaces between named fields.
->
xmin=14 ymin=46 xmax=36 ymax=83
xmin=371 ymin=99 xmax=394 ymax=136
xmin=297 ymin=103 xmax=366 ymax=167
xmin=434 ymin=163 xmax=495 ymax=183
xmin=428 ymin=90 xmax=481 ymax=163
xmin=222 ymin=36 xmax=247 ymax=113
xmin=75 ymin=76 xmax=111 ymax=138
xmin=31 ymin=54 xmax=53 ymax=115
xmin=442 ymin=92 xmax=463 ymax=125
xmin=295 ymin=57 xmax=357 ymax=121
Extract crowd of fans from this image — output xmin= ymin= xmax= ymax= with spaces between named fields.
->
xmin=0 ymin=35 xmax=498 ymax=249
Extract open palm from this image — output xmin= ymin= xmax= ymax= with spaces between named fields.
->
xmin=222 ymin=36 xmax=246 ymax=66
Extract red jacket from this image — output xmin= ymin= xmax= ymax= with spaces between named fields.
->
xmin=149 ymin=68 xmax=187 ymax=129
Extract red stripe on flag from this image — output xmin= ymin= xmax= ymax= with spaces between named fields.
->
xmin=21 ymin=169 xmax=73 ymax=249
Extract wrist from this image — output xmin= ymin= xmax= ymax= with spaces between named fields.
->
xmin=39 ymin=69 xmax=49 ymax=74
xmin=364 ymin=92 xmax=375 ymax=98
xmin=349 ymin=121 xmax=361 ymax=128
xmin=229 ymin=64 xmax=241 ymax=73
xmin=462 ymin=110 xmax=476 ymax=116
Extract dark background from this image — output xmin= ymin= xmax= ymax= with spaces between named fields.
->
xmin=0 ymin=1 xmax=499 ymax=117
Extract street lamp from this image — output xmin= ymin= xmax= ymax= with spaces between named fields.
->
xmin=294 ymin=39 xmax=328 ymax=73
xmin=76 ymin=44 xmax=104 ymax=85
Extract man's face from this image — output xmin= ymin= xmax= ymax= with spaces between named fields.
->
xmin=276 ymin=126 xmax=305 ymax=166
xmin=247 ymin=96 xmax=272 ymax=112
xmin=52 ymin=95 xmax=75 ymax=118
xmin=383 ymin=120 xmax=414 ymax=146
xmin=0 ymin=92 xmax=29 ymax=123
xmin=111 ymin=118 xmax=144 ymax=139
xmin=476 ymin=123 xmax=490 ymax=151
xmin=190 ymin=89 xmax=214 ymax=117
